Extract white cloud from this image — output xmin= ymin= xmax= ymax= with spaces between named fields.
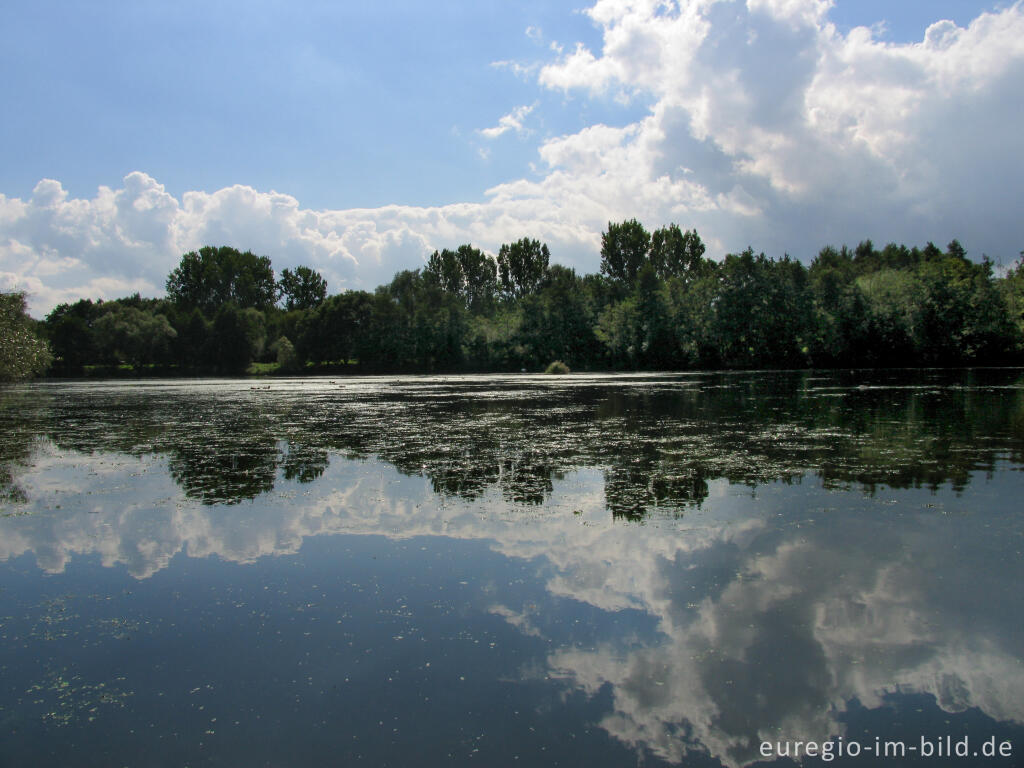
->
xmin=4 ymin=1 xmax=1024 ymax=316
xmin=479 ymin=103 xmax=537 ymax=139
xmin=0 ymin=172 xmax=611 ymax=317
xmin=489 ymin=59 xmax=540 ymax=80
xmin=536 ymin=0 xmax=1024 ymax=256
xmin=539 ymin=42 xmax=622 ymax=94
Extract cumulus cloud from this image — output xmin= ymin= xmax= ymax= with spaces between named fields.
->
xmin=535 ymin=0 xmax=1024 ymax=258
xmin=0 ymin=173 xmax=610 ymax=317
xmin=4 ymin=1 xmax=1024 ymax=316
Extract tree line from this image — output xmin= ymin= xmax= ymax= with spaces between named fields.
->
xmin=3 ymin=224 xmax=1024 ymax=379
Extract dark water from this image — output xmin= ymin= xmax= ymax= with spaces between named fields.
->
xmin=1 ymin=370 xmax=1023 ymax=767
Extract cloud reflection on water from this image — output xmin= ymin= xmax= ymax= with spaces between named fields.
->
xmin=2 ymin=444 xmax=1022 ymax=767
xmin=1 ymin=371 xmax=1023 ymax=766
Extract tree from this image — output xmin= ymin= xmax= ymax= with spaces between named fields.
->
xmin=0 ymin=292 xmax=52 ymax=380
xmin=913 ymin=250 xmax=1015 ymax=364
xmin=425 ymin=244 xmax=498 ymax=314
xmin=856 ymin=269 xmax=922 ymax=365
xmin=998 ymin=254 xmax=1024 ymax=353
xmin=497 ymin=238 xmax=550 ymax=300
xmin=278 ymin=266 xmax=327 ymax=311
xmin=349 ymin=270 xmax=469 ymax=371
xmin=634 ymin=262 xmax=676 ymax=367
xmin=44 ymin=299 xmax=99 ymax=373
xmin=93 ymin=305 xmax=177 ymax=368
xmin=596 ymin=297 xmax=642 ymax=365
xmin=851 ymin=239 xmax=879 ymax=274
xmin=807 ymin=246 xmax=869 ymax=365
xmin=959 ymin=259 xmax=1016 ymax=362
xmin=463 ymin=308 xmax=526 ymax=370
xmin=273 ymin=336 xmax=300 ymax=372
xmin=424 ymin=249 xmax=464 ymax=295
xmin=174 ymin=308 xmax=213 ymax=369
xmin=649 ymin=225 xmax=707 ymax=282
xmin=878 ymin=242 xmax=915 ymax=271
xmin=666 ymin=269 xmax=720 ymax=367
xmin=302 ymin=290 xmax=374 ymax=364
xmin=596 ymin=264 xmax=675 ymax=368
xmin=456 ymin=245 xmax=498 ymax=314
xmin=600 ymin=219 xmax=651 ymax=288
xmin=519 ymin=265 xmax=599 ymax=368
xmin=946 ymin=239 xmax=967 ymax=261
xmin=208 ymin=304 xmax=266 ymax=373
xmin=166 ymin=246 xmax=276 ymax=314
xmin=711 ymin=249 xmax=812 ymax=368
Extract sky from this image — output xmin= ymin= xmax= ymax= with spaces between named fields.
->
xmin=1 ymin=0 xmax=1022 ymax=316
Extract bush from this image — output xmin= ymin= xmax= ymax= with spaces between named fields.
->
xmin=544 ymin=360 xmax=570 ymax=374
xmin=0 ymin=293 xmax=52 ymax=380
xmin=274 ymin=335 xmax=300 ymax=372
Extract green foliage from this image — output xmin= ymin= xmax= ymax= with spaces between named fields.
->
xmin=273 ymin=336 xmax=300 ymax=372
xmin=961 ymin=262 xmax=1016 ymax=361
xmin=596 ymin=297 xmax=642 ymax=363
xmin=92 ymin=305 xmax=177 ymax=367
xmin=277 ymin=266 xmax=327 ymax=311
xmin=998 ymin=255 xmax=1024 ymax=351
xmin=497 ymin=238 xmax=550 ymax=301
xmin=707 ymin=249 xmax=812 ymax=368
xmin=807 ymin=247 xmax=872 ymax=366
xmin=457 ymin=245 xmax=499 ymax=314
xmin=424 ymin=249 xmax=463 ymax=294
xmin=519 ymin=266 xmax=600 ymax=369
xmin=544 ymin=360 xmax=570 ymax=374
xmin=463 ymin=309 xmax=526 ymax=370
xmin=166 ymin=246 xmax=276 ymax=314
xmin=913 ymin=249 xmax=1016 ymax=363
xmin=301 ymin=290 xmax=374 ymax=364
xmin=44 ymin=299 xmax=98 ymax=373
xmin=27 ymin=234 xmax=1024 ymax=377
xmin=174 ymin=308 xmax=213 ymax=369
xmin=355 ymin=270 xmax=467 ymax=370
xmin=209 ymin=304 xmax=266 ymax=373
xmin=0 ymin=292 xmax=52 ymax=381
xmin=634 ymin=263 xmax=676 ymax=367
xmin=666 ymin=269 xmax=720 ymax=367
xmin=857 ymin=269 xmax=923 ymax=364
xmin=600 ymin=219 xmax=651 ymax=288
xmin=596 ymin=263 xmax=677 ymax=368
xmin=425 ymin=244 xmax=498 ymax=314
xmin=649 ymin=225 xmax=707 ymax=282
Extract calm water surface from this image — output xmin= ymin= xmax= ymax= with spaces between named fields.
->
xmin=1 ymin=370 xmax=1023 ymax=766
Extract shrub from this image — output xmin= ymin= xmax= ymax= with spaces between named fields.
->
xmin=0 ymin=292 xmax=52 ymax=381
xmin=274 ymin=335 xmax=300 ymax=372
xmin=544 ymin=360 xmax=570 ymax=374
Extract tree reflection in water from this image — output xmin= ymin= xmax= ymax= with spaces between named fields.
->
xmin=1 ymin=370 xmax=1021 ymax=511
xmin=1 ymin=371 xmax=1023 ymax=767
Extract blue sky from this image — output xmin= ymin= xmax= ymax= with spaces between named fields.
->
xmin=828 ymin=0 xmax=1005 ymax=38
xmin=0 ymin=0 xmax=1001 ymax=207
xmin=1 ymin=0 xmax=1021 ymax=314
xmin=1 ymin=0 xmax=624 ymax=208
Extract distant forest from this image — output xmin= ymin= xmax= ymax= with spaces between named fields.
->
xmin=7 ymin=220 xmax=1024 ymax=379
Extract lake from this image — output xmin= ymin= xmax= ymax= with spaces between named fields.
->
xmin=1 ymin=370 xmax=1023 ymax=767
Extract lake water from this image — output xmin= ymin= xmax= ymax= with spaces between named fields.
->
xmin=1 ymin=370 xmax=1023 ymax=767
